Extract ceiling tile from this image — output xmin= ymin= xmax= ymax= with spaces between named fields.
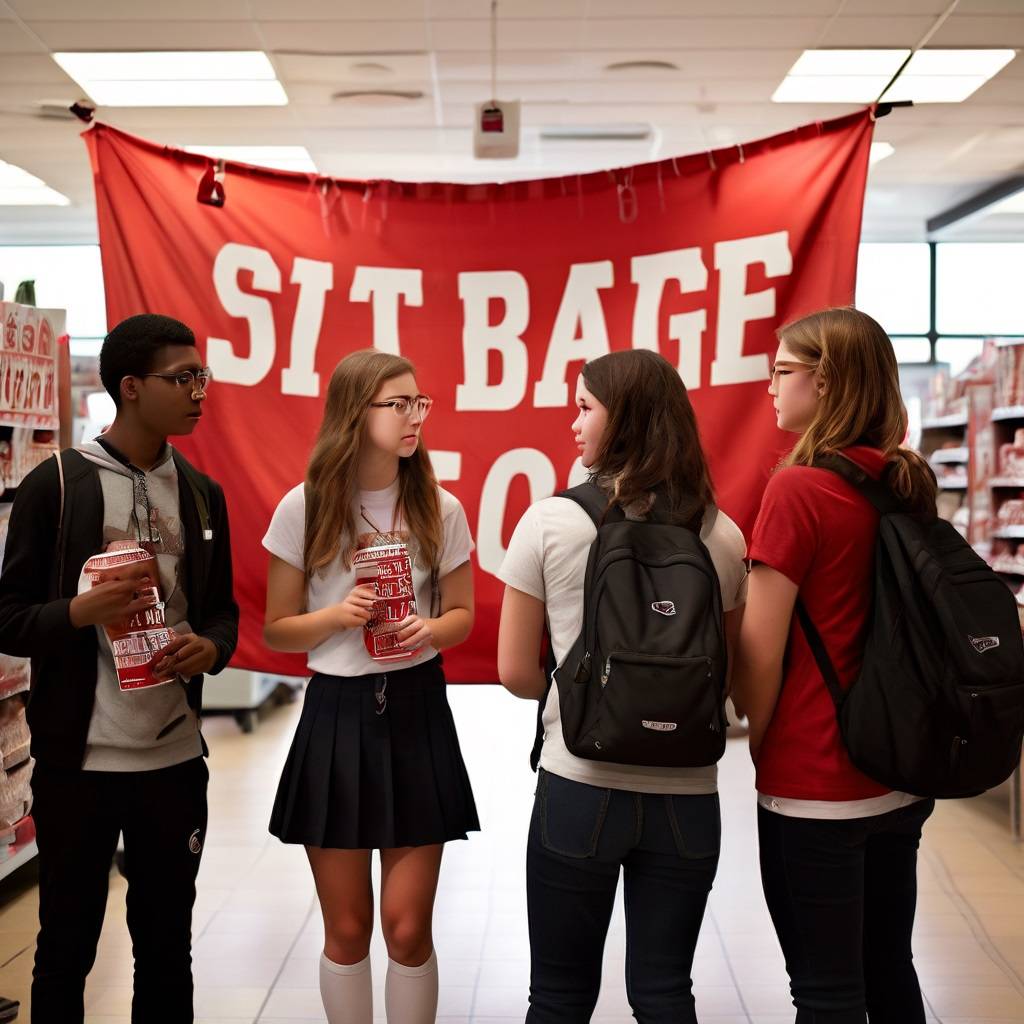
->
xmin=8 ymin=0 xmax=253 ymax=17
xmin=583 ymin=17 xmax=826 ymax=50
xmin=929 ymin=15 xmax=1024 ymax=46
xmin=24 ymin=20 xmax=264 ymax=49
xmin=429 ymin=0 xmax=586 ymax=16
xmin=258 ymin=20 xmax=430 ymax=51
xmin=817 ymin=16 xmax=940 ymax=46
xmin=432 ymin=18 xmax=585 ymax=50
xmin=252 ymin=0 xmax=426 ymax=16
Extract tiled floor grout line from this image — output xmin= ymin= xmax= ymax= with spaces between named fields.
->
xmin=254 ymin=892 xmax=319 ymax=1024
xmin=705 ymin=903 xmax=755 ymax=1024
xmin=921 ymin=841 xmax=1024 ymax=998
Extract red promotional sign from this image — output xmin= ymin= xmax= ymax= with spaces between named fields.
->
xmin=85 ymin=111 xmax=873 ymax=681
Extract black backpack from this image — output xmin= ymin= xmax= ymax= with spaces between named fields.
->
xmin=797 ymin=454 xmax=1024 ymax=799
xmin=540 ymin=482 xmax=728 ymax=769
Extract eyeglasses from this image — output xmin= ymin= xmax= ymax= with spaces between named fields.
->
xmin=141 ymin=368 xmax=212 ymax=393
xmin=368 ymin=395 xmax=433 ymax=420
xmin=769 ymin=364 xmax=816 ymax=385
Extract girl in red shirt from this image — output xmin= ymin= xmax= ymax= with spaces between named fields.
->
xmin=733 ymin=307 xmax=938 ymax=1024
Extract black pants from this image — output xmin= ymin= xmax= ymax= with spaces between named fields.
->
xmin=757 ymin=798 xmax=935 ymax=1024
xmin=30 ymin=757 xmax=209 ymax=1024
xmin=526 ymin=769 xmax=720 ymax=1024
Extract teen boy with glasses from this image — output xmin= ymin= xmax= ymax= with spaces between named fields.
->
xmin=0 ymin=313 xmax=238 ymax=1023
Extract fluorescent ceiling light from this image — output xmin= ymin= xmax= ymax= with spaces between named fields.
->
xmin=773 ymin=49 xmax=907 ymax=102
xmin=540 ymin=123 xmax=651 ymax=141
xmin=901 ymin=49 xmax=1016 ymax=77
xmin=773 ymin=75 xmax=893 ymax=103
xmin=773 ymin=47 xmax=1016 ymax=104
xmin=184 ymin=145 xmax=316 ymax=172
xmin=787 ymin=49 xmax=909 ymax=77
xmin=0 ymin=161 xmax=69 ymax=206
xmin=53 ymin=51 xmax=277 ymax=83
xmin=881 ymin=50 xmax=1016 ymax=103
xmin=52 ymin=51 xmax=287 ymax=107
xmin=869 ymin=142 xmax=895 ymax=164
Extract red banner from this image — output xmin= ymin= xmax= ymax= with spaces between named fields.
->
xmin=85 ymin=111 xmax=873 ymax=681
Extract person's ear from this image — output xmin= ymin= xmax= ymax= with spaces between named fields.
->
xmin=120 ymin=375 xmax=141 ymax=404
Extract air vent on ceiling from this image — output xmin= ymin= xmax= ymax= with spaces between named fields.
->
xmin=332 ymin=89 xmax=424 ymax=104
xmin=540 ymin=123 xmax=652 ymax=142
xmin=604 ymin=60 xmax=679 ymax=73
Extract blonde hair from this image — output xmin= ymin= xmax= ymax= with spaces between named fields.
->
xmin=778 ymin=307 xmax=937 ymax=517
xmin=303 ymin=349 xmax=443 ymax=576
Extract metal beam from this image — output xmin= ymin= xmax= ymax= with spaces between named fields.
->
xmin=927 ymin=175 xmax=1024 ymax=236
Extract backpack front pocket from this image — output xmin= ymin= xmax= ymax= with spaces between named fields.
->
xmin=580 ymin=652 xmax=725 ymax=767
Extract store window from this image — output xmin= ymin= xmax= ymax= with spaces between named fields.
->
xmin=936 ymin=244 xmax=1024 ymax=336
xmin=0 ymin=245 xmax=106 ymax=349
xmin=936 ymin=337 xmax=986 ymax=377
xmin=856 ymin=243 xmax=931 ymax=336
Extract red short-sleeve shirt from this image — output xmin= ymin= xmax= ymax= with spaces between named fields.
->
xmin=748 ymin=446 xmax=892 ymax=801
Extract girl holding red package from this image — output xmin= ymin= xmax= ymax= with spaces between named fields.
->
xmin=263 ymin=349 xmax=478 ymax=1024
xmin=733 ymin=307 xmax=938 ymax=1024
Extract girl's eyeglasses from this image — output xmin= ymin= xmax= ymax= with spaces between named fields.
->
xmin=369 ymin=396 xmax=433 ymax=420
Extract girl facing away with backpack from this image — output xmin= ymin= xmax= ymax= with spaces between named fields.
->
xmin=732 ymin=307 xmax=938 ymax=1024
xmin=496 ymin=348 xmax=748 ymax=1024
xmin=262 ymin=349 xmax=479 ymax=1024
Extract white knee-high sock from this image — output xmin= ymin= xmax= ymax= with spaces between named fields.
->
xmin=384 ymin=949 xmax=438 ymax=1024
xmin=320 ymin=952 xmax=372 ymax=1024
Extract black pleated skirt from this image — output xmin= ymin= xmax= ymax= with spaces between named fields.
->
xmin=269 ymin=656 xmax=480 ymax=849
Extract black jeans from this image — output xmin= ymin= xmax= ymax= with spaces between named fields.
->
xmin=31 ymin=756 xmax=209 ymax=1024
xmin=758 ymin=798 xmax=935 ymax=1024
xmin=526 ymin=769 xmax=720 ymax=1024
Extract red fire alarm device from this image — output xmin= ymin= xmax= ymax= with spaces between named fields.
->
xmin=474 ymin=100 xmax=520 ymax=159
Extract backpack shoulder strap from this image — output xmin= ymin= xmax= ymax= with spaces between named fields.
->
xmin=172 ymin=450 xmax=213 ymax=540
xmin=794 ymin=600 xmax=845 ymax=710
xmin=810 ymin=453 xmax=902 ymax=516
xmin=52 ymin=450 xmax=65 ymax=594
xmin=555 ymin=482 xmax=623 ymax=527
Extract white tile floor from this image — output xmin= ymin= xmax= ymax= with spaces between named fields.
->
xmin=2 ymin=684 xmax=1024 ymax=1022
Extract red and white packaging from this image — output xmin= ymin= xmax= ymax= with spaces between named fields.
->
xmin=353 ymin=543 xmax=417 ymax=663
xmin=82 ymin=544 xmax=175 ymax=691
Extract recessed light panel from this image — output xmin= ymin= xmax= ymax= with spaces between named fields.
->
xmin=52 ymin=51 xmax=288 ymax=107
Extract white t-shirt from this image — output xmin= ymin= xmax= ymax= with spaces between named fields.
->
xmin=263 ymin=479 xmax=474 ymax=678
xmin=498 ymin=497 xmax=748 ymax=795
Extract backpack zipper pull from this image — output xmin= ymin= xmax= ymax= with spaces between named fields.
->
xmin=601 ymin=657 xmax=611 ymax=688
xmin=574 ymin=652 xmax=591 ymax=683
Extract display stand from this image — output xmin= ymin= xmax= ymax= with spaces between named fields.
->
xmin=0 ymin=300 xmax=69 ymax=881
xmin=924 ymin=341 xmax=1024 ymax=839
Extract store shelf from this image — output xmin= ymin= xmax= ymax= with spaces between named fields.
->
xmin=931 ymin=447 xmax=969 ymax=465
xmin=991 ymin=478 xmax=1024 ymax=489
xmin=938 ymin=477 xmax=968 ymax=490
xmin=992 ymin=406 xmax=1024 ymax=422
xmin=922 ymin=413 xmax=968 ymax=429
xmin=993 ymin=527 xmax=1024 ymax=539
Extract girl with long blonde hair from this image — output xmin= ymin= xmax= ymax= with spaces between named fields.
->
xmin=732 ymin=307 xmax=937 ymax=1023
xmin=263 ymin=349 xmax=478 ymax=1024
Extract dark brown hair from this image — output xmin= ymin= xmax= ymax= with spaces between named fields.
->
xmin=303 ymin=349 xmax=443 ymax=576
xmin=581 ymin=348 xmax=714 ymax=528
xmin=778 ymin=306 xmax=937 ymax=517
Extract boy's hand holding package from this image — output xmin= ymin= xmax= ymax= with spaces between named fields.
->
xmin=69 ymin=565 xmax=156 ymax=628
xmin=152 ymin=633 xmax=218 ymax=680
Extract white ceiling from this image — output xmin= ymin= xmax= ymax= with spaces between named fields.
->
xmin=1 ymin=0 xmax=1023 ymax=243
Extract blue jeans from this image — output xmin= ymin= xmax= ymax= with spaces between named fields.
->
xmin=758 ymin=799 xmax=935 ymax=1023
xmin=525 ymin=769 xmax=720 ymax=1024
